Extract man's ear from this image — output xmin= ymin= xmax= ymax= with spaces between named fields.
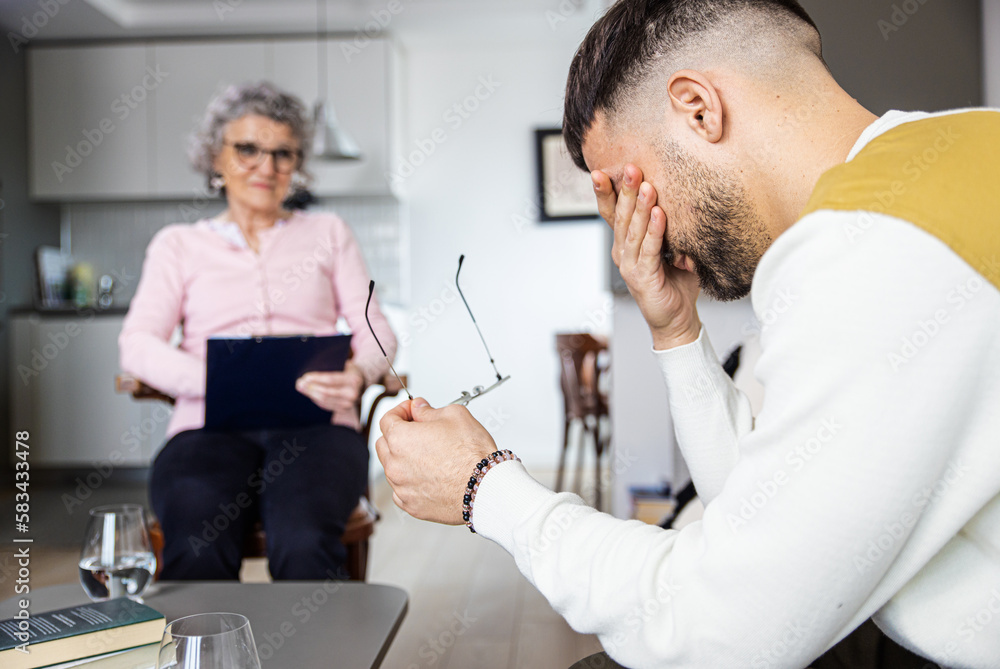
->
xmin=667 ymin=70 xmax=724 ymax=144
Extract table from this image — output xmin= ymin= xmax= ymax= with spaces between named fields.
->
xmin=0 ymin=581 xmax=408 ymax=668
xmin=569 ymin=652 xmax=627 ymax=668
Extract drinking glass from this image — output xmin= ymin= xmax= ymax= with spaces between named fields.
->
xmin=79 ymin=504 xmax=156 ymax=602
xmin=156 ymin=613 xmax=262 ymax=669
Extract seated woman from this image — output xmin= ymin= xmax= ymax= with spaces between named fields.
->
xmin=119 ymin=81 xmax=397 ymax=581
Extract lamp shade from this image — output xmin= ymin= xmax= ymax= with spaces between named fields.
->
xmin=312 ymin=100 xmax=362 ymax=161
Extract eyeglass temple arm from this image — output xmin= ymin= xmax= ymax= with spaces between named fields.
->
xmin=456 ymin=255 xmax=503 ymax=382
xmin=366 ymin=280 xmax=412 ymax=400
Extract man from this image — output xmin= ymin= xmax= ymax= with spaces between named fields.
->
xmin=376 ymin=1 xmax=1000 ymax=667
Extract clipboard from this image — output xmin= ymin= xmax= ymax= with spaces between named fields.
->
xmin=204 ymin=334 xmax=353 ymax=431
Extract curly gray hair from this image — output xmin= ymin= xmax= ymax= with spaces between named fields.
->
xmin=188 ymin=81 xmax=314 ymax=191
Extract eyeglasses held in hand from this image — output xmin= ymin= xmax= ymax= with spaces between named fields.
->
xmin=223 ymin=141 xmax=303 ymax=174
xmin=366 ymin=255 xmax=510 ymax=406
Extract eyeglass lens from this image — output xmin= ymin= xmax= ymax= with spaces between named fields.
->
xmin=229 ymin=142 xmax=301 ymax=173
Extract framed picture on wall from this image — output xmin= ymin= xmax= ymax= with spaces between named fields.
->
xmin=534 ymin=128 xmax=600 ymax=222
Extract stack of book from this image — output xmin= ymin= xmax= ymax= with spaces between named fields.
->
xmin=630 ymin=485 xmax=677 ymax=526
xmin=0 ymin=598 xmax=164 ymax=669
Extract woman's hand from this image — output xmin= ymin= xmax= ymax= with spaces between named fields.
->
xmin=594 ymin=164 xmax=702 ymax=350
xmin=376 ymin=398 xmax=498 ymax=525
xmin=296 ymin=361 xmax=365 ymax=413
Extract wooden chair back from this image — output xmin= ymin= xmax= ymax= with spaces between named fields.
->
xmin=554 ymin=333 xmax=610 ymax=507
xmin=555 ymin=333 xmax=608 ymax=420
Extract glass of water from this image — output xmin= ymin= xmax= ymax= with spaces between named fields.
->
xmin=79 ymin=504 xmax=156 ymax=602
xmin=156 ymin=613 xmax=261 ymax=669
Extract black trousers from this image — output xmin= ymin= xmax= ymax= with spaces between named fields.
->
xmin=149 ymin=424 xmax=368 ymax=581
xmin=568 ymin=620 xmax=934 ymax=668
xmin=809 ymin=619 xmax=936 ymax=669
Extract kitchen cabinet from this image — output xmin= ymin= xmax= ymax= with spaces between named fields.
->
xmin=149 ymin=39 xmax=271 ymax=197
xmin=27 ymin=44 xmax=154 ymax=200
xmin=274 ymin=38 xmax=393 ymax=197
xmin=9 ymin=313 xmax=167 ymax=467
xmin=27 ymin=37 xmax=396 ymax=201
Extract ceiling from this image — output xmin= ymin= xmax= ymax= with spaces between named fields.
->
xmin=0 ymin=0 xmax=607 ymax=41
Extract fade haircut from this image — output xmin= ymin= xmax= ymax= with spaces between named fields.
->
xmin=564 ymin=0 xmax=823 ymax=171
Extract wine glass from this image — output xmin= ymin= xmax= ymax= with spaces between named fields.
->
xmin=79 ymin=504 xmax=156 ymax=602
xmin=156 ymin=613 xmax=262 ymax=669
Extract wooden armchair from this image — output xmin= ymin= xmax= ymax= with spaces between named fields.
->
xmin=555 ymin=333 xmax=610 ymax=509
xmin=115 ymin=371 xmax=407 ymax=581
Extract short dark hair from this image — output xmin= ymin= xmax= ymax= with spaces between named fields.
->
xmin=563 ymin=0 xmax=822 ymax=171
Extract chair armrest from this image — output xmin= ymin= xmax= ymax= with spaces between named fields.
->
xmin=115 ymin=374 xmax=176 ymax=405
xmin=361 ymin=373 xmax=408 ymax=444
xmin=118 ymin=371 xmax=405 ymax=429
xmin=379 ymin=373 xmax=406 ymax=396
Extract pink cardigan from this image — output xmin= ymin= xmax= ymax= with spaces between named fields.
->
xmin=119 ymin=211 xmax=397 ymax=439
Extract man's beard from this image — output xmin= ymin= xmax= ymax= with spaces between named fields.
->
xmin=658 ymin=141 xmax=771 ymax=302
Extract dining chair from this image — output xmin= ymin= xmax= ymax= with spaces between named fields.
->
xmin=555 ymin=333 xmax=610 ymax=509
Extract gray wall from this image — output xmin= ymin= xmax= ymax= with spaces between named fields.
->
xmin=985 ymin=0 xmax=1000 ymax=106
xmin=802 ymin=0 xmax=983 ymax=114
xmin=0 ymin=46 xmax=62 ymax=473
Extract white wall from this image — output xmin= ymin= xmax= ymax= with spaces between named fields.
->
xmin=609 ymin=295 xmax=756 ymax=517
xmin=390 ymin=12 xmax=611 ymax=469
xmin=608 ymin=297 xmax=675 ymax=517
xmin=986 ymin=0 xmax=1000 ymax=107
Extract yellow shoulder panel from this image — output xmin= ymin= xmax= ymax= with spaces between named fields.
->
xmin=800 ymin=111 xmax=1000 ymax=290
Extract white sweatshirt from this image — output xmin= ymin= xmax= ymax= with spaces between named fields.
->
xmin=473 ymin=110 xmax=1000 ymax=669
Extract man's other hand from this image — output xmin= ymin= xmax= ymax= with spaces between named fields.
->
xmin=376 ymin=398 xmax=498 ymax=525
xmin=593 ymin=164 xmax=702 ymax=350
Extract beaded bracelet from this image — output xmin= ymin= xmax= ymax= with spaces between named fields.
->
xmin=462 ymin=449 xmax=521 ymax=533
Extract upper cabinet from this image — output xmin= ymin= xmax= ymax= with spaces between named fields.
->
xmin=27 ymin=37 xmax=396 ymax=201
xmin=149 ymin=39 xmax=272 ymax=197
xmin=28 ymin=44 xmax=154 ymax=200
xmin=273 ymin=39 xmax=392 ymax=197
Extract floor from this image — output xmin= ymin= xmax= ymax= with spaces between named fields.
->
xmin=0 ymin=468 xmax=605 ymax=668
